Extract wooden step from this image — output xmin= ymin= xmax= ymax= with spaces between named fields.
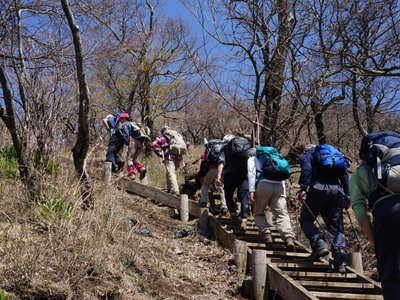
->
xmin=311 ymin=291 xmax=383 ymax=300
xmin=285 ymin=271 xmax=357 ymax=279
xmin=274 ymin=262 xmax=332 ymax=271
xmin=299 ymin=280 xmax=375 ymax=289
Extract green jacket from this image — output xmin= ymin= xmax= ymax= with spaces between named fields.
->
xmin=349 ymin=164 xmax=377 ymax=221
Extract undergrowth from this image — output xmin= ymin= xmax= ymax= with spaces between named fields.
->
xmin=0 ymin=147 xmax=239 ymax=299
xmin=0 ymin=146 xmax=18 ymax=179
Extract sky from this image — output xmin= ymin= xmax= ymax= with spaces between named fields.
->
xmin=162 ymin=0 xmax=203 ymax=34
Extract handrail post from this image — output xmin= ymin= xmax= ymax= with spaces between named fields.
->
xmin=252 ymin=249 xmax=268 ymax=300
xmin=180 ymin=194 xmax=189 ymax=223
xmin=103 ymin=162 xmax=112 ymax=184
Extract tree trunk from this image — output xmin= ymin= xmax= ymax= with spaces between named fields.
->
xmin=61 ymin=0 xmax=93 ymax=208
xmin=311 ymin=97 xmax=327 ymax=144
xmin=351 ymin=74 xmax=367 ymax=136
xmin=261 ymin=0 xmax=292 ymax=146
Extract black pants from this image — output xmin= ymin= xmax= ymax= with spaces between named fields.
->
xmin=223 ymin=168 xmax=245 ymax=215
xmin=300 ymin=187 xmax=346 ymax=253
xmin=105 ymin=135 xmax=124 ymax=171
xmin=373 ymin=197 xmax=400 ymax=300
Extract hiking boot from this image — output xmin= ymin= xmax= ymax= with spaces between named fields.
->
xmin=199 ymin=202 xmax=207 ymax=208
xmin=138 ymin=167 xmax=147 ymax=180
xmin=134 ymin=162 xmax=146 ymax=180
xmin=116 ymin=161 xmax=125 ymax=172
xmin=306 ymin=239 xmax=329 ymax=260
xmin=333 ymin=251 xmax=347 ymax=273
xmin=127 ymin=165 xmax=136 ymax=179
xmin=285 ymin=237 xmax=295 ymax=250
xmin=261 ymin=231 xmax=273 ymax=244
xmin=240 ymin=218 xmax=247 ymax=230
xmin=220 ymin=207 xmax=229 ymax=217
xmin=230 ymin=212 xmax=241 ymax=226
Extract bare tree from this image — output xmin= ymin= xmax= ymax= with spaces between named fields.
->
xmin=61 ymin=0 xmax=93 ymax=207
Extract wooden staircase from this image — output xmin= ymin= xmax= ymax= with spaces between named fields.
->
xmin=121 ymin=178 xmax=383 ymax=300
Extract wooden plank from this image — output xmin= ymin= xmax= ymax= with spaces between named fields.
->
xmin=123 ymin=178 xmax=201 ymax=217
xmin=311 ymin=291 xmax=383 ymax=300
xmin=298 ymin=280 xmax=375 ymax=289
xmin=274 ymin=262 xmax=331 ymax=270
xmin=344 ymin=265 xmax=382 ymax=289
xmin=285 ymin=271 xmax=357 ymax=279
xmin=267 ymin=263 xmax=318 ymax=300
xmin=246 ymin=245 xmax=310 ymax=255
xmin=208 ymin=215 xmax=236 ymax=251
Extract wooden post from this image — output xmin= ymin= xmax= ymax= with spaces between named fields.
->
xmin=103 ymin=162 xmax=112 ymax=183
xmin=349 ymin=252 xmax=363 ymax=272
xmin=234 ymin=240 xmax=248 ymax=274
xmin=252 ymin=249 xmax=268 ymax=300
xmin=199 ymin=207 xmax=209 ymax=236
xmin=180 ymin=194 xmax=189 ymax=223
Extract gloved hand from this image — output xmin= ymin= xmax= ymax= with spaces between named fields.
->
xmin=249 ymin=192 xmax=255 ymax=203
xmin=296 ymin=190 xmax=306 ymax=201
xmin=109 ymin=128 xmax=116 ymax=137
xmin=343 ymin=195 xmax=351 ymax=209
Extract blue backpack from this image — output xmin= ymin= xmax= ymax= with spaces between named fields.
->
xmin=256 ymin=147 xmax=291 ymax=181
xmin=312 ymin=144 xmax=350 ymax=175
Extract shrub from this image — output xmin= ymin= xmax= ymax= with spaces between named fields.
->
xmin=0 ymin=146 xmax=18 ymax=179
xmin=38 ymin=199 xmax=72 ymax=225
xmin=0 ymin=291 xmax=8 ymax=300
xmin=31 ymin=148 xmax=60 ymax=174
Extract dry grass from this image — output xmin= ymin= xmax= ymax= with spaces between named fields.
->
xmin=0 ymin=149 xmax=241 ymax=299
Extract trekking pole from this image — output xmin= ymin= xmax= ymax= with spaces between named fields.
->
xmin=302 ymin=199 xmax=324 ymax=230
xmin=301 ymin=199 xmax=339 ymax=260
xmin=345 ymin=209 xmax=363 ymax=251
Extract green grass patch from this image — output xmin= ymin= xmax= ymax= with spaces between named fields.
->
xmin=0 ymin=290 xmax=9 ymax=300
xmin=0 ymin=146 xmax=18 ymax=179
xmin=38 ymin=199 xmax=72 ymax=225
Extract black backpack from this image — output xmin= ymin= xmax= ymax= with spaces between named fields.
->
xmin=225 ymin=136 xmax=251 ymax=169
xmin=359 ymin=131 xmax=400 ymax=206
xmin=205 ymin=139 xmax=226 ymax=165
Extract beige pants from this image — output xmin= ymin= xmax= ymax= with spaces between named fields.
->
xmin=254 ymin=181 xmax=294 ymax=239
xmin=200 ymin=168 xmax=227 ymax=208
xmin=164 ymin=160 xmax=181 ymax=194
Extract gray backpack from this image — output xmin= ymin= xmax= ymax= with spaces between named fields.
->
xmin=164 ymin=129 xmax=187 ymax=155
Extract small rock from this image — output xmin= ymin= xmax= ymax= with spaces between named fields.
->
xmin=175 ymin=228 xmax=193 ymax=238
xmin=133 ymin=227 xmax=152 ymax=237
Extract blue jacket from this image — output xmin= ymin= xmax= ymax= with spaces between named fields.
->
xmin=120 ymin=122 xmax=149 ymax=145
xmin=298 ymin=151 xmax=349 ymax=195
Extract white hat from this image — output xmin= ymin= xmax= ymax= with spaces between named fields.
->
xmin=304 ymin=144 xmax=316 ymax=152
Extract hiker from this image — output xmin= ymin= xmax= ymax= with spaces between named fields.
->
xmin=350 ymin=131 xmax=400 ymax=299
xmin=248 ymin=146 xmax=295 ymax=248
xmin=121 ymin=121 xmax=150 ymax=180
xmin=103 ymin=113 xmax=130 ymax=172
xmin=217 ymin=135 xmax=253 ymax=224
xmin=297 ymin=144 xmax=350 ymax=273
xmin=151 ymin=126 xmax=187 ymax=195
xmin=198 ymin=139 xmax=228 ymax=213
